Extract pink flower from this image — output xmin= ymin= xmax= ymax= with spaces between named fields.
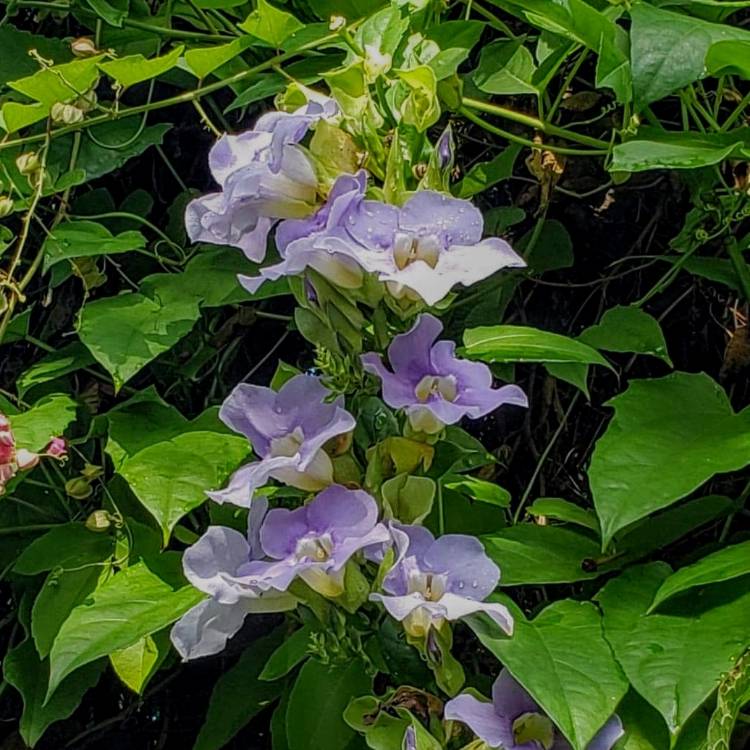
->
xmin=44 ymin=436 xmax=67 ymax=459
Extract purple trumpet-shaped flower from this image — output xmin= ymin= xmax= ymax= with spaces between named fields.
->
xmin=370 ymin=524 xmax=514 ymax=638
xmin=170 ymin=498 xmax=297 ymax=660
xmin=240 ymin=172 xmax=368 ymax=294
xmin=361 ymin=314 xmax=527 ymax=434
xmin=240 ymin=484 xmax=390 ymax=597
xmin=185 ymin=99 xmax=337 ymax=262
xmin=208 ymin=374 xmax=355 ymax=507
xmin=445 ymin=669 xmax=624 ymax=750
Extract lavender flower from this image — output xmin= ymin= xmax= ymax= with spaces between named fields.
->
xmin=207 ymin=374 xmax=355 ymax=507
xmin=361 ymin=314 xmax=527 ymax=434
xmin=243 ymin=175 xmax=525 ymax=305
xmin=185 ymin=99 xmax=337 ymax=262
xmin=435 ymin=125 xmax=455 ymax=171
xmin=445 ymin=669 xmax=624 ymax=750
xmin=171 ymin=498 xmax=297 ymax=660
xmin=370 ymin=524 xmax=513 ymax=638
xmin=240 ymin=484 xmax=390 ymax=597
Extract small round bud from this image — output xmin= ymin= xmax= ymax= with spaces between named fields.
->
xmin=16 ymin=152 xmax=40 ymax=175
xmin=0 ymin=196 xmax=13 ymax=218
xmin=71 ymin=37 xmax=99 ymax=57
xmin=44 ymin=436 xmax=67 ymax=459
xmin=85 ymin=510 xmax=111 ymax=533
xmin=50 ymin=102 xmax=84 ymax=125
xmin=329 ymin=14 xmax=346 ymax=30
xmin=66 ymin=476 xmax=93 ymax=500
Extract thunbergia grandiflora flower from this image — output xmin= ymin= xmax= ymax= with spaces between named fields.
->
xmin=242 ymin=173 xmax=525 ymax=305
xmin=171 ymin=498 xmax=297 ymax=660
xmin=239 ymin=484 xmax=390 ymax=598
xmin=445 ymin=669 xmax=623 ymax=750
xmin=0 ymin=413 xmax=67 ymax=495
xmin=371 ymin=524 xmax=514 ymax=638
xmin=362 ymin=313 xmax=528 ymax=434
xmin=207 ymin=374 xmax=355 ymax=507
xmin=185 ymin=98 xmax=338 ymax=262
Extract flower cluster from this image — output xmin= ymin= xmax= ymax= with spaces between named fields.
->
xmin=0 ymin=412 xmax=67 ymax=496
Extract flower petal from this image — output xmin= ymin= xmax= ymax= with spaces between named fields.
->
xmin=399 ymin=191 xmax=484 ymax=247
xmin=444 ymin=693 xmax=506 ymax=748
xmin=170 ymin=599 xmax=248 ymax=660
xmin=436 ymin=593 xmax=513 ymax=634
xmin=206 ymin=456 xmax=298 ymax=508
xmin=586 ymin=716 xmax=624 ymax=750
xmin=423 ymin=534 xmax=500 ymax=599
xmin=306 ymin=485 xmax=379 ymax=539
xmin=492 ymin=668 xmax=541 ymax=719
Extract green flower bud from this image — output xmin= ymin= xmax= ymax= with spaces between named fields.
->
xmin=15 ymin=152 xmax=40 ymax=175
xmin=0 ymin=196 xmax=13 ymax=218
xmin=86 ymin=510 xmax=111 ymax=533
xmin=65 ymin=476 xmax=93 ymax=499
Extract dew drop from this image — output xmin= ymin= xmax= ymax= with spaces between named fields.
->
xmin=471 ymin=580 xmax=478 ymax=588
xmin=458 ymin=581 xmax=465 ymax=590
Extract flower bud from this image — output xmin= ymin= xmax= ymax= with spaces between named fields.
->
xmin=0 ymin=196 xmax=14 ymax=218
xmin=76 ymin=90 xmax=97 ymax=113
xmin=50 ymin=102 xmax=84 ymax=125
xmin=363 ymin=44 xmax=392 ymax=80
xmin=81 ymin=462 xmax=104 ymax=480
xmin=329 ymin=14 xmax=346 ymax=30
xmin=66 ymin=476 xmax=93 ymax=499
xmin=44 ymin=436 xmax=67 ymax=459
xmin=15 ymin=449 xmax=40 ymax=470
xmin=71 ymin=37 xmax=99 ymax=57
xmin=85 ymin=510 xmax=111 ymax=532
xmin=15 ymin=152 xmax=40 ymax=175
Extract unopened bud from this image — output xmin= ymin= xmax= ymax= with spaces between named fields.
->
xmin=81 ymin=462 xmax=104 ymax=481
xmin=363 ymin=44 xmax=392 ymax=80
xmin=66 ymin=476 xmax=93 ymax=499
xmin=329 ymin=14 xmax=346 ymax=30
xmin=15 ymin=449 xmax=40 ymax=470
xmin=44 ymin=436 xmax=67 ymax=459
xmin=16 ymin=152 xmax=40 ymax=175
xmin=85 ymin=509 xmax=111 ymax=532
xmin=71 ymin=37 xmax=99 ymax=57
xmin=50 ymin=102 xmax=84 ymax=125
xmin=0 ymin=196 xmax=13 ymax=218
xmin=76 ymin=90 xmax=97 ymax=113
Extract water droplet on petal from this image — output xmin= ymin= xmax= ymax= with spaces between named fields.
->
xmin=458 ymin=581 xmax=465 ymax=589
xmin=471 ymin=580 xmax=478 ymax=588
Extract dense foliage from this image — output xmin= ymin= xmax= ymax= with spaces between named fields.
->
xmin=1 ymin=0 xmax=749 ymax=749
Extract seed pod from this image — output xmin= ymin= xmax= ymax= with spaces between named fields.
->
xmin=0 ymin=196 xmax=13 ymax=218
xmin=16 ymin=152 xmax=40 ymax=175
xmin=76 ymin=90 xmax=98 ymax=113
xmin=66 ymin=476 xmax=93 ymax=500
xmin=50 ymin=102 xmax=84 ymax=125
xmin=86 ymin=509 xmax=111 ymax=532
xmin=71 ymin=37 xmax=99 ymax=57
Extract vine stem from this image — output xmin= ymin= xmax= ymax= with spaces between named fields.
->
xmin=0 ymin=32 xmax=339 ymax=152
xmin=461 ymin=96 xmax=612 ymax=151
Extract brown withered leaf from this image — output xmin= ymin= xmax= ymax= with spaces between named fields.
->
xmin=526 ymin=136 xmax=566 ymax=209
xmin=560 ymin=91 xmax=602 ymax=112
xmin=720 ymin=324 xmax=750 ymax=380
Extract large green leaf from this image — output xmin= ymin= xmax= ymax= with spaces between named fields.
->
xmin=469 ymin=597 xmax=628 ymax=750
xmin=629 ymin=3 xmax=750 ymax=107
xmin=473 ymin=39 xmax=538 ymax=95
xmin=0 ymin=26 xmax=70 ymax=85
xmin=5 ymin=640 xmax=104 ymax=748
xmin=10 ymin=393 xmax=77 ymax=451
xmin=98 ymin=46 xmax=184 ymax=88
xmin=286 ymin=658 xmax=372 ymax=750
xmin=239 ymin=0 xmax=304 ymax=46
xmin=463 ymin=325 xmax=611 ymax=366
xmin=118 ymin=430 xmax=249 ymax=543
xmin=589 ymin=372 xmax=750 ymax=547
xmin=260 ymin=625 xmax=313 ymax=681
xmin=47 ymin=562 xmax=205 ymax=698
xmin=705 ymin=39 xmax=750 ymax=79
xmin=482 ymin=525 xmax=602 ymax=585
xmin=77 ymin=290 xmax=201 ymax=391
xmin=649 ymin=541 xmax=750 ymax=611
xmin=194 ymin=628 xmax=286 ymax=750
xmin=17 ymin=343 xmax=95 ymax=397
xmin=454 ymin=144 xmax=521 ymax=199
xmin=184 ymin=37 xmax=255 ymax=79
xmin=110 ymin=631 xmax=170 ymax=695
xmin=596 ymin=563 xmax=750 ymax=736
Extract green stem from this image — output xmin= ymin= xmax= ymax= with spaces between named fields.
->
xmin=459 ymin=107 xmax=610 ymax=157
xmin=0 ymin=33 xmax=337 ymax=152
xmin=722 ymin=89 xmax=750 ymax=131
xmin=727 ymin=235 xmax=750 ymax=305
xmin=462 ymin=96 xmax=612 ymax=150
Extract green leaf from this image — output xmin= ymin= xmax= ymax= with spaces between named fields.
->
xmin=286 ymin=658 xmax=372 ymax=750
xmin=381 ymin=474 xmax=435 ymax=524
xmin=0 ymin=27 xmax=70 ymax=85
xmin=1 ymin=101 xmax=48 ymax=133
xmin=10 ymin=393 xmax=77 ymax=451
xmin=194 ymin=628 xmax=286 ymax=750
xmin=705 ymin=39 xmax=750 ymax=79
xmin=184 ymin=37 xmax=255 ymax=79
xmin=110 ymin=631 xmax=170 ymax=694
xmin=610 ymin=128 xmax=750 ymax=172
xmin=649 ymin=541 xmax=750 ymax=611
xmin=396 ymin=65 xmax=440 ymax=132
xmin=525 ymin=498 xmax=599 ymax=532
xmin=482 ymin=525 xmax=602 ymax=585
xmin=473 ymin=39 xmax=538 ymax=95
xmin=260 ymin=625 xmax=312 ymax=681
xmin=77 ymin=290 xmax=201 ymax=391
xmin=239 ymin=0 xmax=304 ymax=46
xmin=578 ymin=305 xmax=672 ymax=364
xmin=463 ymin=325 xmax=611 ymax=367
xmin=424 ymin=20 xmax=485 ymax=80
xmin=47 ymin=562 xmax=204 ymax=698
xmin=118 ymin=430 xmax=249 ymax=543
xmin=43 ymin=220 xmax=145 ymax=271
xmin=522 ymin=219 xmax=574 ymax=273
xmin=469 ymin=597 xmax=628 ymax=750
xmin=8 ymin=57 xmax=103 ymax=106
xmin=705 ymin=649 xmax=750 ymax=750
xmin=454 ymin=143 xmax=521 ymax=198
xmin=98 ymin=46 xmax=184 ymax=88
xmin=629 ymin=3 xmax=750 ymax=107
xmin=544 ymin=363 xmax=590 ymax=397
xmin=5 ymin=639 xmax=104 ymax=747
xmin=596 ymin=563 xmax=750 ymax=735
xmin=589 ymin=372 xmax=750 ymax=547
xmin=443 ymin=474 xmax=510 ymax=508
xmin=17 ymin=343 xmax=95 ymax=398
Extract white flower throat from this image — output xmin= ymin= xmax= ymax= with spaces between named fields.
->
xmin=393 ymin=232 xmax=441 ymax=270
xmin=269 ymin=426 xmax=305 ymax=457
xmin=415 ymin=374 xmax=458 ymax=403
xmin=406 ymin=561 xmax=447 ymax=602
xmin=295 ymin=533 xmax=333 ymax=563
